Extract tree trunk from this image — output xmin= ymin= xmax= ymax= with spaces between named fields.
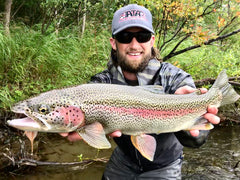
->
xmin=4 ymin=0 xmax=12 ymax=36
xmin=81 ymin=0 xmax=87 ymax=38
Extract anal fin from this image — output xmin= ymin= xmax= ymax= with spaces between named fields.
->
xmin=131 ymin=134 xmax=156 ymax=161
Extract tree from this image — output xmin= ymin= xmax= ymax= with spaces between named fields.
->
xmin=4 ymin=0 xmax=12 ymax=35
xmin=131 ymin=0 xmax=240 ymax=61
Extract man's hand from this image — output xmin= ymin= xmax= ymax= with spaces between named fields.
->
xmin=175 ymin=86 xmax=220 ymax=137
xmin=59 ymin=132 xmax=83 ymax=141
xmin=59 ymin=128 xmax=122 ymax=141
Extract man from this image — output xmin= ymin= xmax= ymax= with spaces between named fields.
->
xmin=61 ymin=4 xmax=219 ymax=179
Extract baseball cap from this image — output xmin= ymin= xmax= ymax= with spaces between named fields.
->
xmin=112 ymin=4 xmax=154 ymax=36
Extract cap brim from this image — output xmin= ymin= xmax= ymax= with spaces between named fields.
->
xmin=113 ymin=24 xmax=154 ymax=36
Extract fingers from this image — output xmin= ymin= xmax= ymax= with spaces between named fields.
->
xmin=199 ymin=88 xmax=207 ymax=94
xmin=207 ymin=105 xmax=218 ymax=115
xmin=60 ymin=130 xmax=122 ymax=142
xmin=59 ymin=133 xmax=69 ymax=137
xmin=175 ymin=86 xmax=209 ymax=95
xmin=204 ymin=113 xmax=220 ymax=124
xmin=67 ymin=132 xmax=83 ymax=142
xmin=109 ymin=130 xmax=122 ymax=138
xmin=189 ymin=129 xmax=200 ymax=137
xmin=175 ymin=86 xmax=196 ymax=94
xmin=59 ymin=132 xmax=82 ymax=142
xmin=204 ymin=105 xmax=220 ymax=124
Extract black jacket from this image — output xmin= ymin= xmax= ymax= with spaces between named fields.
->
xmin=90 ymin=61 xmax=209 ymax=171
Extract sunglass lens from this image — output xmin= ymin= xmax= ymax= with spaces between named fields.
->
xmin=136 ymin=32 xmax=152 ymax=43
xmin=115 ymin=32 xmax=133 ymax=43
xmin=115 ymin=31 xmax=152 ymax=44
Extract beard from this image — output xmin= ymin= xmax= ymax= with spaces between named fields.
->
xmin=116 ymin=48 xmax=151 ymax=73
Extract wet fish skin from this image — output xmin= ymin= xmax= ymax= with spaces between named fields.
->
xmin=7 ymin=70 xmax=240 ymax=161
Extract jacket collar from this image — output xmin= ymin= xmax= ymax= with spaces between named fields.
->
xmin=108 ymin=58 xmax=161 ymax=85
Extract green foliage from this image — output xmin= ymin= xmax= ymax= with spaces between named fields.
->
xmin=168 ymin=34 xmax=240 ymax=80
xmin=130 ymin=0 xmax=240 ymax=59
xmin=0 ymin=25 xmax=111 ymax=111
xmin=0 ymin=0 xmax=240 ymax=115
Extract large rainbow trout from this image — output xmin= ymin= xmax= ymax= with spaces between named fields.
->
xmin=7 ymin=70 xmax=240 ymax=161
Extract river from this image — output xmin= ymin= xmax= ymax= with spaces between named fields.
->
xmin=1 ymin=126 xmax=240 ymax=180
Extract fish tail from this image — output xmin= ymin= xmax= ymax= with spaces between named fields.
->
xmin=211 ymin=69 xmax=240 ymax=106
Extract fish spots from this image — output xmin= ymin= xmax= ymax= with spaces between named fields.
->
xmin=48 ymin=106 xmax=85 ymax=128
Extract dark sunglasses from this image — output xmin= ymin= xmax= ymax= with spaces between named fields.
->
xmin=114 ymin=31 xmax=152 ymax=44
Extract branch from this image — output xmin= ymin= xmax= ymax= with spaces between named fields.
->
xmin=159 ymin=19 xmax=188 ymax=52
xmin=165 ymin=34 xmax=191 ymax=57
xmin=194 ymin=76 xmax=240 ymax=87
xmin=3 ymin=152 xmax=108 ymax=167
xmin=15 ymin=157 xmax=108 ymax=167
xmin=198 ymin=1 xmax=217 ymax=18
xmin=11 ymin=1 xmax=25 ymax=18
xmin=158 ymin=2 xmax=217 ymax=52
xmin=218 ymin=16 xmax=237 ymax=35
xmin=163 ymin=28 xmax=240 ymax=61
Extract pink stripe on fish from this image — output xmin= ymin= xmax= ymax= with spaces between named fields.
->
xmin=96 ymin=105 xmax=197 ymax=119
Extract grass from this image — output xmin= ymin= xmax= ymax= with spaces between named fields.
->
xmin=0 ymin=23 xmax=239 ymax=113
xmin=0 ymin=25 xmax=111 ymax=111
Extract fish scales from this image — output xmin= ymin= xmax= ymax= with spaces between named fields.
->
xmin=7 ymin=70 xmax=240 ymax=161
xmin=13 ymin=83 xmax=218 ymax=134
xmin=48 ymin=83 xmax=214 ymax=134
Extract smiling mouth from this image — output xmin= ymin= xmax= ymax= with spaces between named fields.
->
xmin=128 ymin=52 xmax=141 ymax=55
xmin=127 ymin=52 xmax=142 ymax=56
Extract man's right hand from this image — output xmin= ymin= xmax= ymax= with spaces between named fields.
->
xmin=59 ymin=130 xmax=122 ymax=142
xmin=60 ymin=132 xmax=82 ymax=142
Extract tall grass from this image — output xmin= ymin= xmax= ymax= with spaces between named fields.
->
xmin=0 ymin=24 xmax=239 ymax=112
xmin=0 ymin=25 xmax=111 ymax=111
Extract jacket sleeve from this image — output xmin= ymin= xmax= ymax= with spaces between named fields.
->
xmin=89 ymin=70 xmax=112 ymax=84
xmin=159 ymin=62 xmax=196 ymax=94
xmin=175 ymin=130 xmax=210 ymax=148
xmin=159 ymin=62 xmax=210 ymax=148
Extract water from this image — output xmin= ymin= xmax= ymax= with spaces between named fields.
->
xmin=2 ymin=126 xmax=240 ymax=180
xmin=182 ymin=126 xmax=240 ymax=180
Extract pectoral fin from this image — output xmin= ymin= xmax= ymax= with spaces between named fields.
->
xmin=131 ymin=134 xmax=156 ymax=161
xmin=77 ymin=122 xmax=111 ymax=149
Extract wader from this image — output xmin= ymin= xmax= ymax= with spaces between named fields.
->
xmin=102 ymin=147 xmax=183 ymax=180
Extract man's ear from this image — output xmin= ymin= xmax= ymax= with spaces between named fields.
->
xmin=110 ymin=37 xmax=117 ymax=50
xmin=150 ymin=35 xmax=155 ymax=47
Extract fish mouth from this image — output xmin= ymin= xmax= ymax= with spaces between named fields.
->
xmin=7 ymin=111 xmax=48 ymax=132
xmin=7 ymin=116 xmax=42 ymax=131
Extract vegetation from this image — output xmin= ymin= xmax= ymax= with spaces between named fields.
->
xmin=0 ymin=0 xmax=240 ymax=113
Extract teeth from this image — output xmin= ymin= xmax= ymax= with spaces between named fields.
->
xmin=128 ymin=52 xmax=141 ymax=56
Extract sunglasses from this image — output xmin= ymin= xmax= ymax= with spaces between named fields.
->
xmin=114 ymin=31 xmax=152 ymax=44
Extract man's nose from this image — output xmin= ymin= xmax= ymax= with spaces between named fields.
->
xmin=129 ymin=37 xmax=140 ymax=48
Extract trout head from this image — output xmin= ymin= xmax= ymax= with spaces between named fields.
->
xmin=7 ymin=92 xmax=85 ymax=133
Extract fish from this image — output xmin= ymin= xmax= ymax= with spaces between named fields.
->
xmin=7 ymin=70 xmax=240 ymax=161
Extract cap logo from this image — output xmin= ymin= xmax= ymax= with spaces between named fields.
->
xmin=119 ymin=9 xmax=146 ymax=22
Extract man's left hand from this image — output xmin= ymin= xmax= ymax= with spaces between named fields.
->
xmin=175 ymin=86 xmax=220 ymax=137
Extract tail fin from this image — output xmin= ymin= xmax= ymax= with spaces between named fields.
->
xmin=211 ymin=69 xmax=240 ymax=106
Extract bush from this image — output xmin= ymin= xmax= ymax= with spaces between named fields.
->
xmin=0 ymin=24 xmax=111 ymax=111
xmin=167 ymin=35 xmax=240 ymax=80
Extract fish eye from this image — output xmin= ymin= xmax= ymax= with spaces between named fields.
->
xmin=38 ymin=105 xmax=49 ymax=114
